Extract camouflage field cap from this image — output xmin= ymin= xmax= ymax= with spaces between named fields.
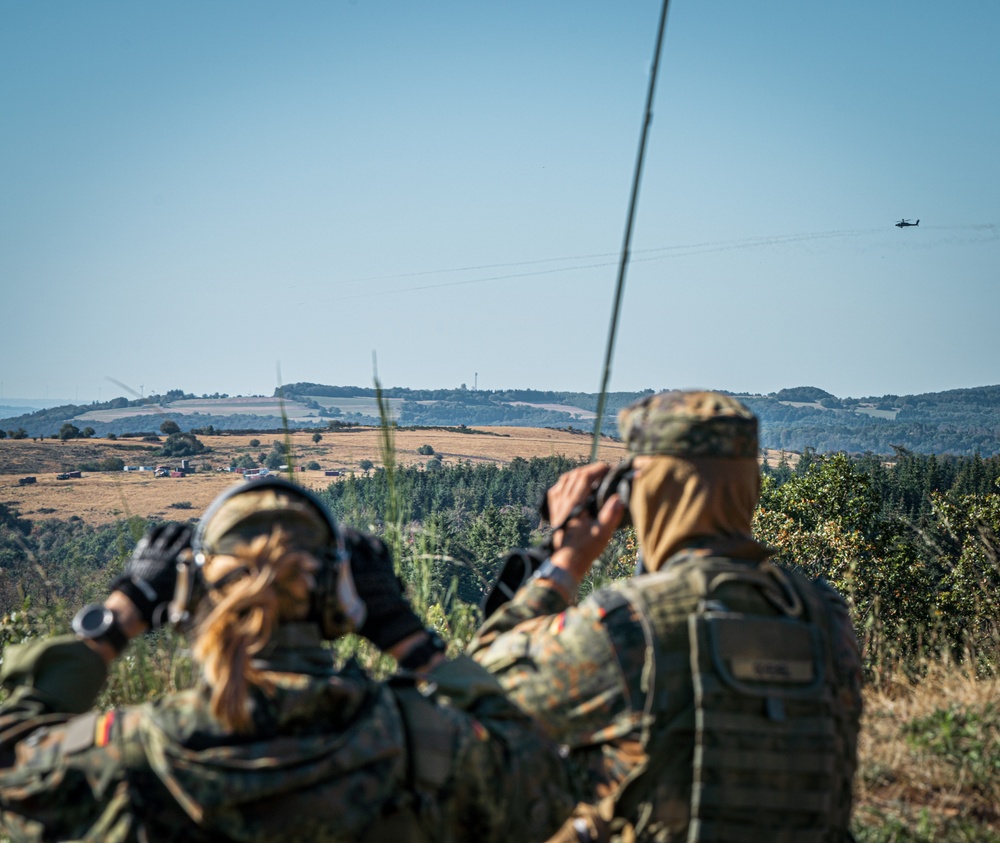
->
xmin=198 ymin=482 xmax=333 ymax=556
xmin=618 ymin=390 xmax=758 ymax=458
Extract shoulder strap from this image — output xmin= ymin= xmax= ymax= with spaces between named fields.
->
xmin=591 ymin=565 xmax=701 ymax=836
xmin=392 ymin=682 xmax=461 ymax=791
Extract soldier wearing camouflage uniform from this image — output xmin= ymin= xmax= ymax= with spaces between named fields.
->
xmin=469 ymin=391 xmax=863 ymax=842
xmin=0 ymin=477 xmax=576 ymax=842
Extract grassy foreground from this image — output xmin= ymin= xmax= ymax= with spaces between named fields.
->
xmin=854 ymin=661 xmax=999 ymax=842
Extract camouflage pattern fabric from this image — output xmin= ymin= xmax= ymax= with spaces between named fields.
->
xmin=469 ymin=552 xmax=863 ymax=842
xmin=617 ymin=391 xmax=758 ymax=459
xmin=0 ymin=633 xmax=576 ymax=842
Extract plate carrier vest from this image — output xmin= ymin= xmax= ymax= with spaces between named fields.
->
xmin=587 ymin=554 xmax=856 ymax=843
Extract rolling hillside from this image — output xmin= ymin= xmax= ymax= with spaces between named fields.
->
xmin=3 ymin=382 xmax=1000 ymax=455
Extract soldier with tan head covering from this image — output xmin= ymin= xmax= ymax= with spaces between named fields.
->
xmin=470 ymin=390 xmax=863 ymax=842
xmin=0 ymin=477 xmax=576 ymax=842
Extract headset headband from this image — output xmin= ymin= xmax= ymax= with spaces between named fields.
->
xmin=193 ymin=476 xmax=342 ymax=561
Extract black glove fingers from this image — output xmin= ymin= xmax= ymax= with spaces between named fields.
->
xmin=342 ymin=528 xmax=423 ymax=652
xmin=115 ymin=521 xmax=193 ymax=627
xmin=160 ymin=523 xmax=194 ymax=559
xmin=150 ymin=522 xmax=182 ymax=552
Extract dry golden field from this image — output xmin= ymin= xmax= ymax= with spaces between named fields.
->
xmin=0 ymin=427 xmax=629 ymax=525
xmin=0 ymin=428 xmax=796 ymax=526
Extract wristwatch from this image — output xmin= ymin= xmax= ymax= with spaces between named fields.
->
xmin=72 ymin=603 xmax=129 ymax=655
xmin=530 ymin=558 xmax=580 ymax=603
xmin=398 ymin=630 xmax=447 ymax=671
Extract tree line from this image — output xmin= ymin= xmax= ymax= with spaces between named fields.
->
xmin=2 ymin=450 xmax=997 ymax=677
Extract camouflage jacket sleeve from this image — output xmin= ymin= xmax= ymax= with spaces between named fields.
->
xmin=0 ymin=635 xmax=147 ymax=843
xmin=0 ymin=634 xmax=108 ymax=730
xmin=468 ymin=581 xmax=642 ymax=744
xmin=402 ymin=653 xmax=579 ymax=842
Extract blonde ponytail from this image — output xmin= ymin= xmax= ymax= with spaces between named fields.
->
xmin=194 ymin=528 xmax=319 ymax=732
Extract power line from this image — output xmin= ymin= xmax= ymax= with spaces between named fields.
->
xmin=326 ymin=227 xmax=883 ymax=302
xmin=331 ymin=221 xmax=997 ymax=298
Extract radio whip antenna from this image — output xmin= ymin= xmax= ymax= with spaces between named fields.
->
xmin=591 ymin=0 xmax=671 ymax=462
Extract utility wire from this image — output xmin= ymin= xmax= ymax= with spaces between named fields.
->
xmin=326 ymin=228 xmax=887 ymax=301
xmin=591 ymin=0 xmax=671 ymax=462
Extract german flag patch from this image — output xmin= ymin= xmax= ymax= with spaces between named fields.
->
xmin=94 ymin=711 xmax=116 ymax=748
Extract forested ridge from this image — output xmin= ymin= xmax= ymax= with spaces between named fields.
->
xmin=3 ymin=382 xmax=1000 ymax=456
xmin=289 ymin=382 xmax=1000 ymax=455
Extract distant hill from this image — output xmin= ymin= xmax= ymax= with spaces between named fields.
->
xmin=3 ymin=383 xmax=1000 ymax=456
xmin=772 ymin=386 xmax=836 ymax=403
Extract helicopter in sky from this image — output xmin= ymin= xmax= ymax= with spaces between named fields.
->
xmin=895 ymin=218 xmax=919 ymax=228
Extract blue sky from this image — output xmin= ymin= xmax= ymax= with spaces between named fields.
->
xmin=2 ymin=1 xmax=998 ymax=405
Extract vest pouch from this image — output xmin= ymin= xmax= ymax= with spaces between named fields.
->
xmin=688 ymin=610 xmax=838 ymax=843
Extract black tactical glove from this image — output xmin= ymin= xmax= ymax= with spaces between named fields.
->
xmin=343 ymin=528 xmax=424 ymax=652
xmin=111 ymin=522 xmax=194 ymax=628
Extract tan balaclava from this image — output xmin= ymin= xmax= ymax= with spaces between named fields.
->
xmin=617 ymin=391 xmax=771 ymax=570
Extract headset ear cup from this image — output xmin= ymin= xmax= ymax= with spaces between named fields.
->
xmin=311 ymin=550 xmax=363 ymax=640
xmin=169 ymin=553 xmax=204 ymax=631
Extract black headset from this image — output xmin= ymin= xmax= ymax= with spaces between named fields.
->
xmin=191 ymin=476 xmax=340 ymax=559
xmin=170 ymin=476 xmax=359 ymax=638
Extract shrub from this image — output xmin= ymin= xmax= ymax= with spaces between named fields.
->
xmin=231 ymin=453 xmax=257 ymax=470
xmin=417 ymin=444 xmax=435 ymax=456
xmin=158 ymin=433 xmax=206 ymax=458
xmin=59 ymin=423 xmax=81 ymax=441
xmin=265 ymin=441 xmax=288 ymax=470
xmin=78 ymin=457 xmax=126 ymax=472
